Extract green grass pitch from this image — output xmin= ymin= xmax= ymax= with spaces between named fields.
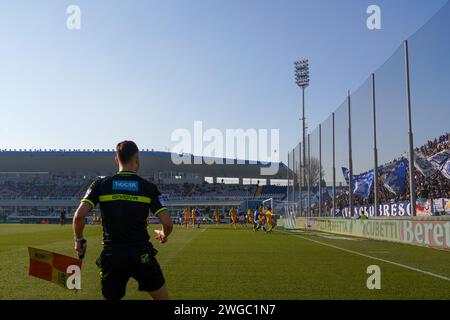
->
xmin=0 ymin=223 xmax=449 ymax=299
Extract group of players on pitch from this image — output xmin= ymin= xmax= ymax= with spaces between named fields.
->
xmin=177 ymin=208 xmax=203 ymax=228
xmin=177 ymin=206 xmax=278 ymax=233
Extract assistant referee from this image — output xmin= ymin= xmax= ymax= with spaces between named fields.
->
xmin=72 ymin=141 xmax=173 ymax=300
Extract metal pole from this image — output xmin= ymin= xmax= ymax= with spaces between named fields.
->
xmin=286 ymin=151 xmax=291 ymax=225
xmin=404 ymin=40 xmax=417 ymax=217
xmin=299 ymin=143 xmax=303 ymax=217
xmin=348 ymin=91 xmax=354 ymax=218
xmin=319 ymin=124 xmax=322 ymax=217
xmin=292 ymin=150 xmax=296 ymax=208
xmin=371 ymin=73 xmax=379 ymax=217
xmin=294 ymin=156 xmax=297 ymax=219
xmin=332 ymin=112 xmax=336 ymax=217
xmin=307 ymin=134 xmax=311 ymax=216
xmin=302 ymin=87 xmax=306 ymax=191
xmin=287 ymin=151 xmax=290 ymax=213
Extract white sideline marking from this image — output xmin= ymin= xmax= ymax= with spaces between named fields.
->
xmin=286 ymin=232 xmax=450 ymax=282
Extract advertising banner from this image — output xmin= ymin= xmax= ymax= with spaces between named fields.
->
xmin=297 ymin=217 xmax=450 ymax=250
xmin=336 ymin=201 xmax=412 ymax=218
xmin=400 ymin=220 xmax=450 ymax=249
xmin=336 ymin=200 xmax=440 ymax=218
xmin=432 ymin=198 xmax=450 ymax=214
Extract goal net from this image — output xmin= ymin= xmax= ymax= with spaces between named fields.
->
xmin=262 ymin=198 xmax=297 ymax=229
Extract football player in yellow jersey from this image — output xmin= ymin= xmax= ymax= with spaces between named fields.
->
xmin=214 ymin=208 xmax=221 ymax=224
xmin=255 ymin=207 xmax=267 ymax=232
xmin=183 ymin=208 xmax=190 ymax=228
xmin=247 ymin=208 xmax=254 ymax=225
xmin=191 ymin=208 xmax=197 ymax=228
xmin=265 ymin=207 xmax=276 ymax=233
xmin=229 ymin=207 xmax=238 ymax=229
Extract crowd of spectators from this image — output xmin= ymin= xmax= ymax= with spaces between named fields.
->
xmin=0 ymin=174 xmax=287 ymax=201
xmin=320 ymin=133 xmax=450 ymax=214
xmin=0 ymin=173 xmax=89 ymax=200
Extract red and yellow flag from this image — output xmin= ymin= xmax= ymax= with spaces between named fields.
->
xmin=28 ymin=247 xmax=82 ymax=289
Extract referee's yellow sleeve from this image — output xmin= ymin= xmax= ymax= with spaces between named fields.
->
xmin=154 ymin=207 xmax=168 ymax=217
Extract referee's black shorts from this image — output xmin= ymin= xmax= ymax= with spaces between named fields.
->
xmin=96 ymin=242 xmax=165 ymax=300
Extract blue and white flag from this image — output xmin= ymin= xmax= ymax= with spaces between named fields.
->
xmin=342 ymin=167 xmax=350 ymax=185
xmin=414 ymin=151 xmax=436 ymax=177
xmin=428 ymin=149 xmax=450 ymax=180
xmin=428 ymin=150 xmax=449 ymax=169
xmin=381 ymin=159 xmax=407 ymax=196
xmin=353 ymin=170 xmax=375 ymax=198
xmin=341 ymin=167 xmax=374 ymax=199
xmin=442 ymin=159 xmax=450 ymax=180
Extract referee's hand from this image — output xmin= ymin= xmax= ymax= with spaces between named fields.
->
xmin=154 ymin=230 xmax=167 ymax=244
xmin=74 ymin=239 xmax=87 ymax=259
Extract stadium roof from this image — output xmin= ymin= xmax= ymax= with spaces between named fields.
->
xmin=0 ymin=150 xmax=288 ymax=179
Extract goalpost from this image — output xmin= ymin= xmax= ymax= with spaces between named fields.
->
xmin=262 ymin=198 xmax=297 ymax=229
xmin=262 ymin=198 xmax=273 ymax=211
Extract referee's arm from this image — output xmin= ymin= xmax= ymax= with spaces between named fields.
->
xmin=154 ymin=210 xmax=173 ymax=244
xmin=73 ymin=179 xmax=99 ymax=258
xmin=73 ymin=202 xmax=91 ymax=257
xmin=149 ymin=184 xmax=173 ymax=244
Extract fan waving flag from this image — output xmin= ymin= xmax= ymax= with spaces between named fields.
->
xmin=341 ymin=168 xmax=374 ymax=199
xmin=428 ymin=149 xmax=449 ymax=169
xmin=381 ymin=159 xmax=407 ymax=196
xmin=342 ymin=167 xmax=350 ymax=186
xmin=442 ymin=159 xmax=450 ymax=179
xmin=414 ymin=151 xmax=436 ymax=177
xmin=28 ymin=247 xmax=82 ymax=289
xmin=353 ymin=170 xmax=374 ymax=198
xmin=428 ymin=149 xmax=450 ymax=180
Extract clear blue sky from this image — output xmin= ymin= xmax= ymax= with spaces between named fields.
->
xmin=0 ymin=0 xmax=447 ymax=164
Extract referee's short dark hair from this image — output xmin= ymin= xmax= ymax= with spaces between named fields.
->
xmin=116 ymin=140 xmax=139 ymax=164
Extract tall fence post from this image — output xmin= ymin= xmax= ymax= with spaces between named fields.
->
xmin=404 ymin=40 xmax=417 ymax=217
xmin=371 ymin=73 xmax=379 ymax=217
xmin=332 ymin=112 xmax=336 ymax=217
xmin=296 ymin=151 xmax=299 ymax=222
xmin=307 ymin=134 xmax=311 ymax=216
xmin=292 ymin=149 xmax=296 ymax=208
xmin=302 ymin=87 xmax=307 ymax=205
xmin=319 ymin=124 xmax=322 ymax=217
xmin=287 ymin=151 xmax=290 ymax=222
xmin=299 ymin=143 xmax=302 ymax=217
xmin=348 ymin=91 xmax=354 ymax=217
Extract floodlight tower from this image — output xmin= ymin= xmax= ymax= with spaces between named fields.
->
xmin=294 ymin=59 xmax=310 ymax=215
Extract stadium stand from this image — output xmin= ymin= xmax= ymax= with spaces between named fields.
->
xmin=260 ymin=185 xmax=288 ymax=199
xmin=0 ymin=175 xmax=268 ymax=201
xmin=0 ymin=173 xmax=89 ymax=200
xmin=0 ymin=161 xmax=287 ymax=222
xmin=2 ymin=134 xmax=447 ymax=221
